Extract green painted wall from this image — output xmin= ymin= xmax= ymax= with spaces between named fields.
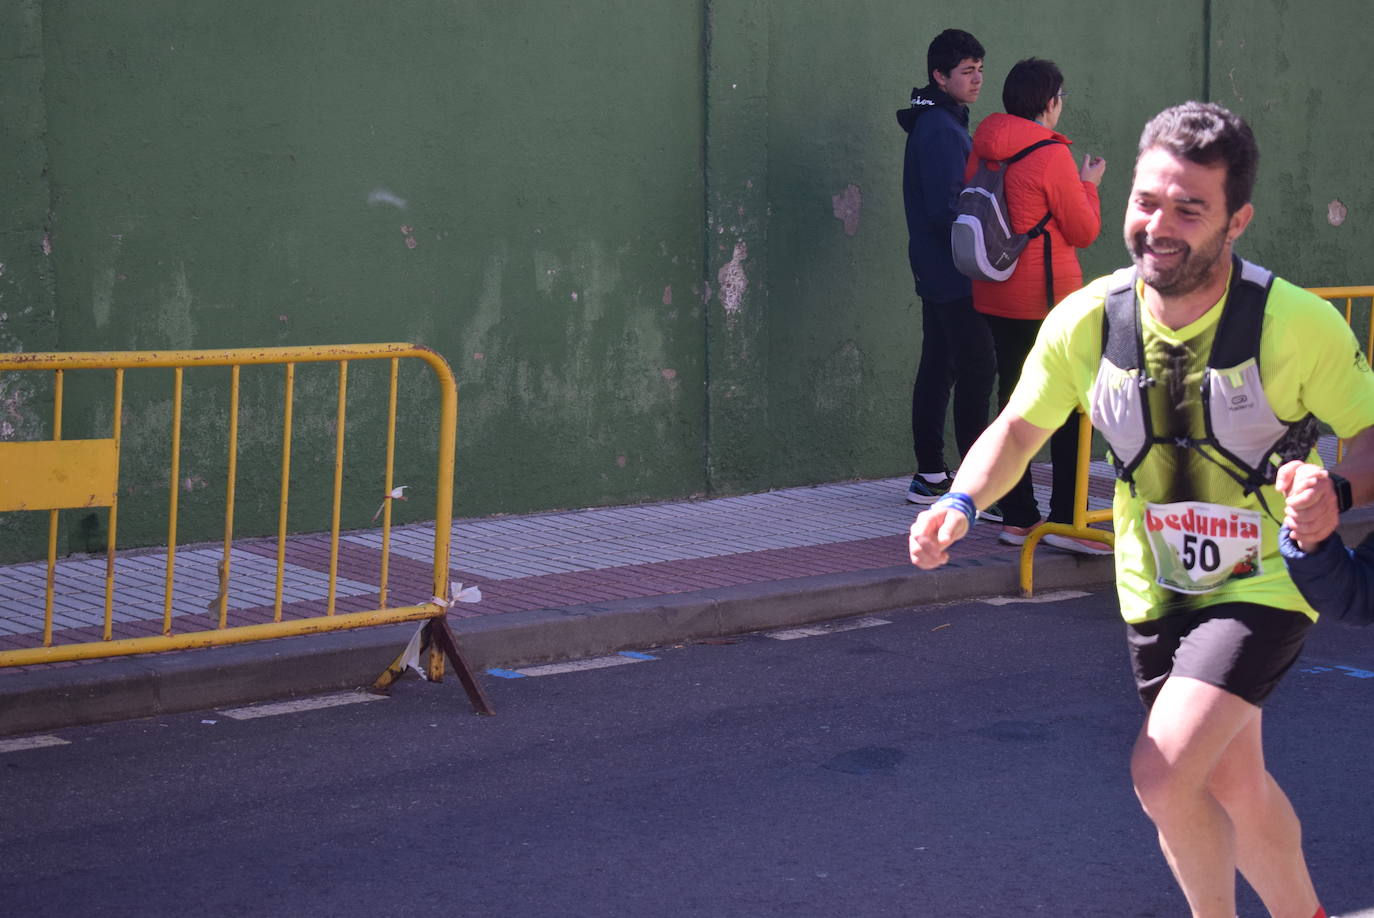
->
xmin=1210 ymin=2 xmax=1374 ymax=284
xmin=0 ymin=1 xmax=59 ymax=558
xmin=1 ymin=1 xmax=1370 ymax=559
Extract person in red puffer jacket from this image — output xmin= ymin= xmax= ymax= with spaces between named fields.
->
xmin=965 ymin=57 xmax=1107 ymax=553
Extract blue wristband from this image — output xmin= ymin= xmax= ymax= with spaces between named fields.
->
xmin=933 ymin=491 xmax=976 ymax=527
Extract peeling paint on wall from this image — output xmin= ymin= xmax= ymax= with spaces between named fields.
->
xmin=1328 ymin=199 xmax=1348 ymax=226
xmin=157 ymin=263 xmax=196 ymax=349
xmin=716 ymin=241 xmax=748 ymax=316
xmin=662 ymin=285 xmax=672 ymax=305
xmin=0 ymin=383 xmax=28 ymax=439
xmin=91 ymin=234 xmax=125 ymax=329
xmin=534 ymin=251 xmax=563 ymax=294
xmin=367 ymin=188 xmax=408 ymax=209
xmin=831 ymin=184 xmax=863 ymax=236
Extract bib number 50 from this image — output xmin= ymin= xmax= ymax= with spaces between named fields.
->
xmin=1181 ymin=533 xmax=1221 ymax=572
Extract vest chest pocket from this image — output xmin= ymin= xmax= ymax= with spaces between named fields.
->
xmin=1204 ymin=358 xmax=1291 ymax=473
xmin=1090 ymin=361 xmax=1148 ymax=471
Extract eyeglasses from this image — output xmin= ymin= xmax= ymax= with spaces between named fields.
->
xmin=1056 ymin=90 xmax=1069 ymax=100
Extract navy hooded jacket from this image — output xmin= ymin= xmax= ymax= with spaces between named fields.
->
xmin=898 ymin=84 xmax=973 ymax=303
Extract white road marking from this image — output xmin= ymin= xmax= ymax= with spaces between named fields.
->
xmin=512 ymin=652 xmax=657 ymax=677
xmin=218 ymin=691 xmax=386 ymax=720
xmin=982 ymin=590 xmax=1090 ymax=606
xmin=765 ymin=617 xmax=891 ymax=641
xmin=0 ymin=735 xmax=70 ymax=754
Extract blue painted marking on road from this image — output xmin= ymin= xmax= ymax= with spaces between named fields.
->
xmin=618 ymin=651 xmax=657 ymax=661
xmin=1300 ymin=663 xmax=1374 ymax=680
xmin=486 ymin=668 xmax=527 ymax=679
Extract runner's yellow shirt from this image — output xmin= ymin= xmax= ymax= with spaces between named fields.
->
xmin=1009 ymin=270 xmax=1374 ymax=623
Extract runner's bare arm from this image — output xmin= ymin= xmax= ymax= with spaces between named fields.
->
xmin=909 ymin=412 xmax=1054 ymax=569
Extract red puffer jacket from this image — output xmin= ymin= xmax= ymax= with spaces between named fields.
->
xmin=964 ymin=113 xmax=1101 ymax=320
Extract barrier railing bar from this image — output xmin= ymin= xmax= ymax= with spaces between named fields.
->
xmin=219 ymin=364 xmax=241 ymax=629
xmin=43 ymin=369 xmax=64 ymax=647
xmin=163 ymin=367 xmax=183 ymax=634
xmin=274 ymin=362 xmax=295 ymax=623
xmin=433 ymin=358 xmax=457 ymax=602
xmin=0 ymin=603 xmax=444 ymax=668
xmin=378 ymin=357 xmax=399 ymax=609
xmin=0 ymin=343 xmax=426 ymax=372
xmin=326 ymin=361 xmax=348 ymax=616
xmin=104 ymin=368 xmax=124 ymax=641
xmin=1308 ymin=288 xmax=1372 ymax=464
xmin=1018 ymin=411 xmax=1114 ymax=593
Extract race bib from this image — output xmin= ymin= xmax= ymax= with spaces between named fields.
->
xmin=1143 ymin=501 xmax=1263 ymax=594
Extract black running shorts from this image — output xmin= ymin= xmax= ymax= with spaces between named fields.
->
xmin=1127 ymin=601 xmax=1313 ymax=708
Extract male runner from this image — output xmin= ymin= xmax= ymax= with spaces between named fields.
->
xmin=908 ymin=101 xmax=1374 ymax=918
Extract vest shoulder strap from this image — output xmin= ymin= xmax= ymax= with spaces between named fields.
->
xmin=1210 ymin=257 xmax=1274 ymax=369
xmin=1101 ymin=267 xmax=1140 ymax=369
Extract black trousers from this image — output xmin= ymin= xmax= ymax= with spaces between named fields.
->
xmin=911 ymin=295 xmax=996 ymax=474
xmin=983 ymin=313 xmax=1081 ymax=528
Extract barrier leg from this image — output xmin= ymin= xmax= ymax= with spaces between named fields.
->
xmin=374 ymin=618 xmax=495 ymax=716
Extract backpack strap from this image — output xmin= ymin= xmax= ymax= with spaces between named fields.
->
xmin=1005 ymin=139 xmax=1062 ymax=308
xmin=1003 ymin=138 xmax=1061 ymax=165
xmin=1036 ymin=223 xmax=1054 ymax=309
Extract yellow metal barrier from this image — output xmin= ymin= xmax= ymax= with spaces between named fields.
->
xmin=1017 ymin=285 xmax=1374 ymax=597
xmin=1306 ymin=287 xmax=1374 ymax=463
xmin=1017 ymin=411 xmax=1113 ymax=594
xmin=0 ymin=344 xmax=490 ymax=712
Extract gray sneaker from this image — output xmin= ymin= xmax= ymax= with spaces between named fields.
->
xmin=906 ymin=474 xmax=953 ymax=504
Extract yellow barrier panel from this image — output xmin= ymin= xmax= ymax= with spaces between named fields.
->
xmin=1017 ymin=285 xmax=1374 ymax=597
xmin=0 ymin=344 xmax=490 ymax=713
xmin=0 ymin=439 xmax=119 ymax=510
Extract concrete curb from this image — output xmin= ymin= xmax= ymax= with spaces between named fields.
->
xmin=0 ymin=548 xmax=1114 ymax=736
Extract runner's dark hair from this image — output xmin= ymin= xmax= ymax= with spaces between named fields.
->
xmin=1137 ymin=101 xmax=1258 ymax=215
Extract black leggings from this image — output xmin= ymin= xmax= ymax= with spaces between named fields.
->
xmin=983 ymin=313 xmax=1081 ymax=528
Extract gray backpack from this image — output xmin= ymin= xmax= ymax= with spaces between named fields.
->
xmin=951 ymin=139 xmax=1060 ymax=288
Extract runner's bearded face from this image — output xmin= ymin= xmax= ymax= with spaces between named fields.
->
xmin=1124 ymin=148 xmax=1238 ymax=298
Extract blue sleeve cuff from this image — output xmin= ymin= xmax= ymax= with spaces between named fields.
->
xmin=1278 ymin=526 xmax=1349 ymax=573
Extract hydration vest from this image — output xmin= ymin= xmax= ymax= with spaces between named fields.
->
xmin=1087 ymin=256 xmax=1320 ymax=510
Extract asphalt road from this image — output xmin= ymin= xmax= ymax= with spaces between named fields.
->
xmin=2 ymin=589 xmax=1372 ymax=917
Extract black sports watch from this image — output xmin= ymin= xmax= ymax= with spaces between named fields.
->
xmin=1330 ymin=472 xmax=1354 ymax=513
